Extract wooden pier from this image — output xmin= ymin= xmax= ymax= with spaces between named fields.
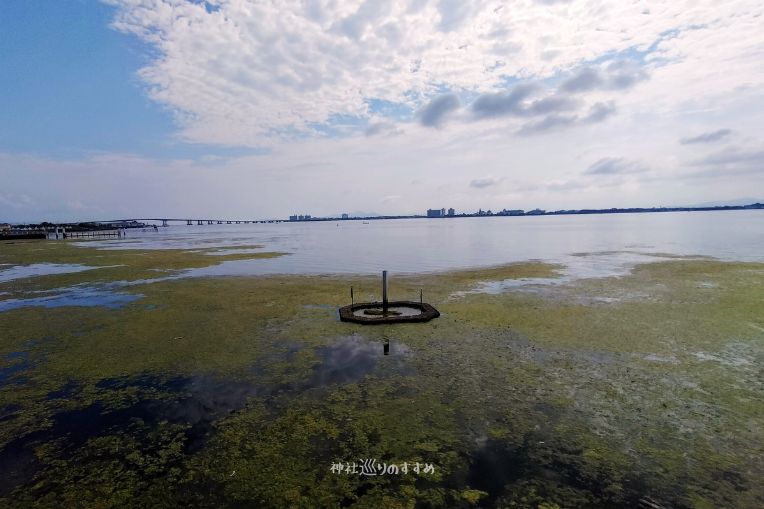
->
xmin=62 ymin=229 xmax=124 ymax=239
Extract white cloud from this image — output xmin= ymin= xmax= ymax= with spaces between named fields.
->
xmin=103 ymin=0 xmax=764 ymax=146
xmin=5 ymin=1 xmax=764 ymax=221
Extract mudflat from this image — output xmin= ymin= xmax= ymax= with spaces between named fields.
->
xmin=0 ymin=241 xmax=762 ymax=508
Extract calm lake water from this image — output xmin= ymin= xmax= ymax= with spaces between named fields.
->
xmin=76 ymin=210 xmax=764 ymax=277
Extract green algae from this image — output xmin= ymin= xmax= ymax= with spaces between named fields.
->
xmin=0 ymin=245 xmax=762 ymax=508
xmin=0 ymin=240 xmax=286 ymax=296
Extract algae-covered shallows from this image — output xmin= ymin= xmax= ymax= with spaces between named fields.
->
xmin=0 ymin=241 xmax=762 ymax=507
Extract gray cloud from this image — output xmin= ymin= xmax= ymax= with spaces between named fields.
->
xmin=517 ymin=115 xmax=577 ymax=135
xmin=466 ymin=58 xmax=638 ymax=134
xmin=516 ymin=101 xmax=616 ymax=135
xmin=560 ymin=68 xmax=603 ymax=93
xmin=560 ymin=60 xmax=648 ymax=94
xmin=584 ymin=158 xmax=646 ymax=175
xmin=526 ymin=95 xmax=580 ymax=116
xmin=605 ymin=60 xmax=648 ymax=89
xmin=680 ymin=129 xmax=733 ymax=145
xmin=471 ymin=84 xmax=540 ymax=119
xmin=472 ymin=82 xmax=613 ymax=133
xmin=582 ymin=101 xmax=617 ymax=123
xmin=470 ymin=176 xmax=503 ymax=188
xmin=471 ymin=84 xmax=580 ymax=120
xmin=418 ymin=93 xmax=461 ymax=127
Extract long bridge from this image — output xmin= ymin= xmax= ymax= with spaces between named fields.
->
xmin=101 ymin=218 xmax=285 ymax=227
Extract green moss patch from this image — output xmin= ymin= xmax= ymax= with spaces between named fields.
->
xmin=0 ymin=253 xmax=762 ymax=507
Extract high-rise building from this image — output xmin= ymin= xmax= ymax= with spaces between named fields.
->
xmin=341 ymin=213 xmax=349 ymax=219
xmin=426 ymin=209 xmax=443 ymax=217
xmin=447 ymin=208 xmax=455 ymax=216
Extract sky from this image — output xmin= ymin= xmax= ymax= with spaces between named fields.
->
xmin=1 ymin=0 xmax=763 ymax=222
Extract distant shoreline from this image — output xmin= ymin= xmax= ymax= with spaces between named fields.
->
xmin=291 ymin=202 xmax=764 ymax=223
xmin=3 ymin=202 xmax=762 ymax=228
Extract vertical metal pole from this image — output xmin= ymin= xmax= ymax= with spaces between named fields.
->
xmin=420 ymin=289 xmax=423 ymax=306
xmin=382 ymin=270 xmax=388 ymax=313
xmin=351 ymin=286 xmax=354 ymax=307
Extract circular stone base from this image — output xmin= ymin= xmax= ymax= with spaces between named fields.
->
xmin=338 ymin=301 xmax=440 ymax=324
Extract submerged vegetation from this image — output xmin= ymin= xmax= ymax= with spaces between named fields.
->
xmin=0 ymin=241 xmax=762 ymax=507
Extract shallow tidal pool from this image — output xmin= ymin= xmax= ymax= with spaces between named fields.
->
xmin=0 ymin=240 xmax=762 ymax=508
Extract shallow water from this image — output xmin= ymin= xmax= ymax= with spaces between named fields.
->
xmin=0 ymin=286 xmax=142 ymax=312
xmin=0 ymin=373 xmax=254 ymax=496
xmin=352 ymin=305 xmax=425 ymax=317
xmin=311 ymin=335 xmax=410 ymax=385
xmin=77 ymin=211 xmax=764 ymax=276
xmin=0 ymin=352 xmax=29 ymax=385
xmin=0 ymin=263 xmax=100 ymax=283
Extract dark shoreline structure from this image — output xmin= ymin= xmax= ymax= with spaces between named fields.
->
xmin=0 ymin=221 xmax=148 ymax=241
xmin=290 ymin=202 xmax=764 ymax=222
xmin=2 ymin=203 xmax=761 ymax=231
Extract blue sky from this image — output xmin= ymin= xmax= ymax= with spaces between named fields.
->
xmin=0 ymin=0 xmax=261 ymax=160
xmin=1 ymin=1 xmax=763 ymax=221
xmin=0 ymin=1 xmax=175 ymax=157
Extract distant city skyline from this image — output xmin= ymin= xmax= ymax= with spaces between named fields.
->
xmin=2 ymin=1 xmax=764 ymax=222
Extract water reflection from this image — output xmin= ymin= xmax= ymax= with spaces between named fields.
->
xmin=0 ymin=374 xmax=260 ymax=496
xmin=464 ymin=436 xmax=673 ymax=508
xmin=0 ymin=352 xmax=30 ymax=385
xmin=0 ymin=335 xmax=411 ymax=496
xmin=0 ymin=287 xmax=142 ymax=312
xmin=311 ymin=335 xmax=410 ymax=385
